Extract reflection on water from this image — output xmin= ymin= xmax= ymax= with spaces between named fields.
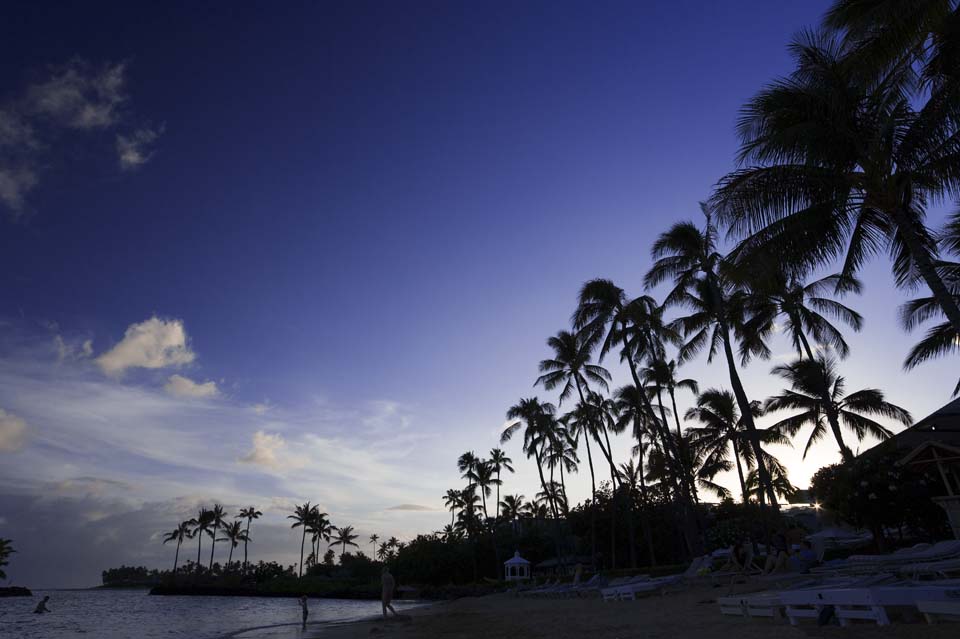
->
xmin=0 ymin=589 xmax=424 ymax=638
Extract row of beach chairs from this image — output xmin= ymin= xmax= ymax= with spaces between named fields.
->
xmin=718 ymin=540 xmax=960 ymax=626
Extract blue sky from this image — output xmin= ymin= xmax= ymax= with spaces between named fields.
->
xmin=1 ymin=1 xmax=957 ymax=587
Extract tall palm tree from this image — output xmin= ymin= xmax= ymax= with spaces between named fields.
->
xmin=488 ymin=448 xmax=514 ymax=520
xmin=369 ymin=534 xmax=379 ymax=557
xmin=377 ymin=542 xmax=390 ymax=561
xmin=574 ymin=280 xmax=689 ymax=496
xmin=162 ymin=521 xmax=193 ymax=574
xmin=613 ymin=383 xmax=660 ymax=566
xmin=329 ymin=525 xmax=360 ymax=557
xmin=501 ymin=397 xmax=565 ymax=563
xmin=206 ymin=504 xmax=228 ymax=570
xmin=457 ymin=451 xmax=480 ymax=488
xmin=641 ymin=358 xmax=699 ymax=438
xmin=713 ymin=28 xmax=960 ymax=336
xmin=545 ymin=427 xmax=578 ymax=513
xmin=473 ymin=459 xmax=496 ymax=520
xmin=535 ymin=330 xmax=617 ymax=479
xmin=646 ymin=213 xmax=778 ymax=509
xmin=288 ymin=501 xmax=314 ymax=578
xmin=443 ymin=489 xmax=463 ymax=527
xmin=501 ymin=398 xmax=559 ymax=520
xmin=686 ymin=389 xmax=770 ymax=502
xmin=238 ymin=507 xmax=262 ymax=568
xmin=765 ymin=357 xmax=912 ymax=460
xmin=217 ymin=520 xmax=249 ymax=566
xmin=306 ymin=510 xmax=332 ymax=566
xmin=189 ymin=508 xmax=214 ymax=572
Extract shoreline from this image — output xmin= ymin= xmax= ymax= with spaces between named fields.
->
xmin=306 ymin=587 xmax=960 ymax=639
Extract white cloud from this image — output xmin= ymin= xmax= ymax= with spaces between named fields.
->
xmin=95 ymin=317 xmax=195 ymax=377
xmin=0 ymin=167 xmax=38 ymax=214
xmin=0 ymin=59 xmax=160 ymax=217
xmin=0 ymin=408 xmax=28 ymax=452
xmin=164 ymin=374 xmax=218 ymax=399
xmin=252 ymin=401 xmax=272 ymax=415
xmin=240 ymin=430 xmax=302 ymax=469
xmin=116 ymin=125 xmax=163 ymax=171
xmin=26 ymin=60 xmax=127 ymax=130
xmin=55 ymin=335 xmax=93 ymax=361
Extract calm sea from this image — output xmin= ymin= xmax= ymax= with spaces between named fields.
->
xmin=0 ymin=589 xmax=425 ymax=638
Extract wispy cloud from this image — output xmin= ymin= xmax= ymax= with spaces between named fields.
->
xmin=95 ymin=316 xmax=196 ymax=376
xmin=164 ymin=373 xmax=218 ymax=399
xmin=0 ymin=59 xmax=161 ymax=217
xmin=386 ymin=503 xmax=435 ymax=511
xmin=116 ymin=125 xmax=163 ymax=171
xmin=0 ymin=407 xmax=27 ymax=452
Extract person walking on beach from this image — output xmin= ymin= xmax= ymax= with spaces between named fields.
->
xmin=298 ymin=595 xmax=308 ymax=628
xmin=33 ymin=596 xmax=51 ymax=614
xmin=381 ymin=567 xmax=398 ymax=619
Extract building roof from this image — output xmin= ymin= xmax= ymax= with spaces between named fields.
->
xmin=504 ymin=551 xmax=530 ymax=566
xmin=862 ymin=397 xmax=960 ymax=459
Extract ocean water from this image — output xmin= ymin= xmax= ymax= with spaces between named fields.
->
xmin=0 ymin=589 xmax=425 ymax=638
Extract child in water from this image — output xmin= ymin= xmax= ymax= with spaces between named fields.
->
xmin=33 ymin=596 xmax=51 ymax=614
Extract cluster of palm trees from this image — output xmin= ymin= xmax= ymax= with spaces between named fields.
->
xmin=162 ymin=505 xmax=262 ymax=574
xmin=456 ymin=1 xmax=958 ymax=568
xmin=287 ymin=502 xmax=370 ymax=577
xmin=374 ymin=535 xmax=404 ymax=562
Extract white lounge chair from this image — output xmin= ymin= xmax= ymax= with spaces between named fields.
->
xmin=919 ymin=600 xmax=960 ymax=623
xmin=781 ymin=581 xmax=960 ymax=626
xmin=717 ymin=574 xmax=894 ymax=620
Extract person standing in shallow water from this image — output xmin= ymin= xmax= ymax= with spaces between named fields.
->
xmin=298 ymin=595 xmax=308 ymax=628
xmin=381 ymin=567 xmax=398 ymax=619
xmin=33 ymin=595 xmax=51 ymax=614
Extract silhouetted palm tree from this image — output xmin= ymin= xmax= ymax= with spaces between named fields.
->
xmin=162 ymin=521 xmax=193 ymax=573
xmin=238 ymin=507 xmax=261 ymax=567
xmin=713 ymin=28 xmax=960 ymax=335
xmin=377 ymin=542 xmax=390 ymax=561
xmin=647 ymin=212 xmax=778 ymax=508
xmin=369 ymin=534 xmax=379 ymax=557
xmin=443 ymin=489 xmax=463 ymax=527
xmin=765 ymin=357 xmax=912 ymax=460
xmin=900 ymin=259 xmax=960 ymax=395
xmin=288 ymin=501 xmax=314 ymax=578
xmin=641 ymin=358 xmax=699 ymax=438
xmin=206 ymin=504 xmax=228 ymax=570
xmin=488 ymin=448 xmax=514 ymax=520
xmin=189 ymin=508 xmax=214 ymax=572
xmin=306 ymin=509 xmax=331 ymax=567
xmin=217 ymin=520 xmax=249 ymax=565
xmin=499 ymin=494 xmax=525 ymax=521
xmin=686 ymin=389 xmax=765 ymax=502
xmin=330 ymin=526 xmax=359 ymax=557
xmin=501 ymin=398 xmax=559 ymax=519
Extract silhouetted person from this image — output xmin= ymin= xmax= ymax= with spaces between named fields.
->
xmin=381 ymin=567 xmax=398 ymax=618
xmin=33 ymin=596 xmax=50 ymax=614
xmin=298 ymin=595 xmax=308 ymax=628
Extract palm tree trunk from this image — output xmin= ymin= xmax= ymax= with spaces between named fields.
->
xmin=196 ymin=534 xmax=202 ymax=571
xmin=244 ymin=519 xmax=251 ymax=567
xmin=580 ymin=429 xmax=598 ymax=569
xmin=495 ymin=470 xmax=501 ymax=522
xmin=796 ymin=329 xmax=853 ymax=463
xmin=228 ymin=544 xmax=234 ymax=565
xmin=298 ymin=528 xmax=306 ymax=578
xmin=174 ymin=539 xmax=180 ymax=573
xmin=535 ymin=448 xmax=565 ymax=572
xmin=731 ymin=438 xmax=749 ymax=503
xmin=636 ymin=440 xmax=657 ymax=566
xmin=209 ymin=523 xmax=218 ymax=570
xmin=719 ymin=322 xmax=778 ymax=511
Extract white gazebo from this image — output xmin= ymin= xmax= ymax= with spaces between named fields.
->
xmin=503 ymin=551 xmax=531 ymax=581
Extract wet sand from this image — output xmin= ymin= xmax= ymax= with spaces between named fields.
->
xmin=313 ymin=586 xmax=958 ymax=639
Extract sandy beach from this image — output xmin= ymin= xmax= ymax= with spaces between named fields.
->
xmin=316 ymin=586 xmax=959 ymax=639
